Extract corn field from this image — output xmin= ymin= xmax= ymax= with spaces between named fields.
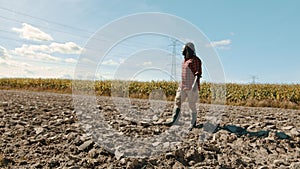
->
xmin=1 ymin=78 xmax=299 ymax=109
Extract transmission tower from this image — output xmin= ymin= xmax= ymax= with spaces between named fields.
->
xmin=169 ymin=40 xmax=179 ymax=81
xmin=250 ymin=75 xmax=259 ymax=84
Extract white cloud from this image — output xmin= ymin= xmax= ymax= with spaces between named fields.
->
xmin=211 ymin=39 xmax=231 ymax=47
xmin=0 ymin=59 xmax=74 ymax=78
xmin=65 ymin=58 xmax=77 ymax=63
xmin=95 ymin=71 xmax=113 ymax=80
xmin=0 ymin=46 xmax=31 ymax=68
xmin=12 ymin=23 xmax=53 ymax=42
xmin=49 ymin=42 xmax=83 ymax=54
xmin=13 ymin=44 xmax=49 ymax=55
xmin=119 ymin=58 xmax=126 ymax=64
xmin=143 ymin=61 xmax=152 ymax=66
xmin=5 ymin=23 xmax=83 ymax=78
xmin=0 ymin=56 xmax=31 ymax=68
xmin=208 ymin=39 xmax=231 ymax=50
xmin=26 ymin=44 xmax=51 ymax=53
xmin=60 ymin=74 xmax=73 ymax=79
xmin=12 ymin=41 xmax=83 ymax=63
xmin=0 ymin=46 xmax=11 ymax=60
xmin=24 ymin=69 xmax=35 ymax=75
xmin=13 ymin=42 xmax=83 ymax=55
xmin=102 ymin=59 xmax=118 ymax=66
xmin=36 ymin=52 xmax=61 ymax=61
xmin=0 ymin=58 xmax=7 ymax=66
xmin=13 ymin=45 xmax=60 ymax=62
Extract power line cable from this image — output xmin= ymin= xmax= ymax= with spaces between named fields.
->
xmin=0 ymin=9 xmax=181 ymax=62
xmin=0 ymin=15 xmax=97 ymax=41
xmin=1 ymin=30 xmax=179 ymax=62
xmin=0 ymin=9 xmax=169 ymax=50
xmin=0 ymin=6 xmax=94 ymax=34
xmin=0 ymin=5 xmax=176 ymax=48
xmin=0 ymin=15 xmax=153 ymax=52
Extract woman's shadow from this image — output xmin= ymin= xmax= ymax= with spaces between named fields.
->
xmin=194 ymin=123 xmax=291 ymax=139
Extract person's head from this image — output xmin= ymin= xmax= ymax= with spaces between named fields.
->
xmin=182 ymin=42 xmax=195 ymax=58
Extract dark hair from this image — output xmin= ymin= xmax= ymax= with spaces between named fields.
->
xmin=183 ymin=46 xmax=195 ymax=58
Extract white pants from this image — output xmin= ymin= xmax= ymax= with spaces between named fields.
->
xmin=174 ymin=87 xmax=199 ymax=113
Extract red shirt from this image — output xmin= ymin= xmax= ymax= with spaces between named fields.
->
xmin=181 ymin=56 xmax=202 ymax=90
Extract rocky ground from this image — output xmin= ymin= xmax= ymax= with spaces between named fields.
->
xmin=0 ymin=90 xmax=299 ymax=168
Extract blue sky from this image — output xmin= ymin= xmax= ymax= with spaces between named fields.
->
xmin=0 ymin=0 xmax=299 ymax=84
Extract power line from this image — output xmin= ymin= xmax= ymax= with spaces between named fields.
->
xmin=0 ymin=5 xmax=170 ymax=56
xmin=0 ymin=35 xmax=48 ymax=46
xmin=1 ymin=28 xmax=178 ymax=61
xmin=0 ymin=30 xmax=75 ymax=46
xmin=0 ymin=15 xmax=156 ymax=52
xmin=0 ymin=7 xmax=187 ymax=64
xmin=0 ymin=15 xmax=95 ymax=41
xmin=0 ymin=33 xmax=138 ymax=59
xmin=0 ymin=9 xmax=154 ymax=49
xmin=0 ymin=34 xmax=151 ymax=64
xmin=0 ymin=6 xmax=191 ymax=80
xmin=0 ymin=6 xmax=94 ymax=34
xmin=0 ymin=5 xmax=176 ymax=52
xmin=0 ymin=6 xmax=174 ymax=50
